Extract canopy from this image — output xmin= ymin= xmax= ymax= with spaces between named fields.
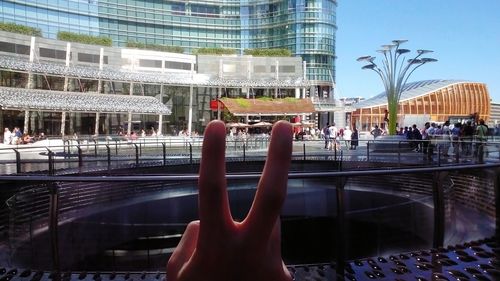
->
xmin=219 ymin=98 xmax=315 ymax=116
xmin=0 ymin=87 xmax=171 ymax=114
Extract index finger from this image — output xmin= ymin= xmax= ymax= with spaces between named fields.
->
xmin=198 ymin=121 xmax=233 ymax=245
xmin=243 ymin=121 xmax=293 ymax=240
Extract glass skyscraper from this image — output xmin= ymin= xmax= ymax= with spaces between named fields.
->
xmin=0 ymin=0 xmax=337 ymax=92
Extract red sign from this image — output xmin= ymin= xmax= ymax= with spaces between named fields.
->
xmin=210 ymin=100 xmax=223 ymax=111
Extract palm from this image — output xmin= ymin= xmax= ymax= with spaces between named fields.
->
xmin=167 ymin=120 xmax=293 ymax=281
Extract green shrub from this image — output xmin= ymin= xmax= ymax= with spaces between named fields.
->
xmin=244 ymin=48 xmax=292 ymax=57
xmin=235 ymin=98 xmax=250 ymax=108
xmin=57 ymin=31 xmax=112 ymax=46
xmin=194 ymin=47 xmax=236 ymax=55
xmin=0 ymin=22 xmax=42 ymax=36
xmin=126 ymin=41 xmax=184 ymax=53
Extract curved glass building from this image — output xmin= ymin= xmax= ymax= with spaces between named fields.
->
xmin=0 ymin=0 xmax=337 ymax=92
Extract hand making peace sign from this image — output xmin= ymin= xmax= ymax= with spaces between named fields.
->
xmin=167 ymin=120 xmax=293 ymax=281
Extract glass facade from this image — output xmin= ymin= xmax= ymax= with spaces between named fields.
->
xmin=0 ymin=0 xmax=336 ymax=87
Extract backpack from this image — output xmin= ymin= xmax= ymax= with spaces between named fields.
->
xmin=323 ymin=127 xmax=330 ymax=136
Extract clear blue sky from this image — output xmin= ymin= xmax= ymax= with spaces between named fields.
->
xmin=336 ymin=0 xmax=500 ymax=102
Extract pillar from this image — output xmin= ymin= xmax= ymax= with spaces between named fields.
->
xmin=187 ymin=62 xmax=194 ymax=135
xmin=60 ymin=111 xmax=66 ymax=136
xmin=97 ymin=48 xmax=104 ymax=93
xmin=24 ymin=110 xmax=30 ymax=134
xmin=94 ymin=112 xmax=100 ymax=136
xmin=128 ymin=82 xmax=133 ymax=135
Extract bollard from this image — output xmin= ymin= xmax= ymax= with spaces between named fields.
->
xmin=115 ymin=140 xmax=118 ymax=155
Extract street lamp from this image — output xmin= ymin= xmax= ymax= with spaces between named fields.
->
xmin=357 ymin=40 xmax=437 ymax=135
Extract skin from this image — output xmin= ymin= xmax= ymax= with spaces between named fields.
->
xmin=167 ymin=120 xmax=293 ymax=281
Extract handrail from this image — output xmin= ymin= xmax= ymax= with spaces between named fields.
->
xmin=0 ymin=162 xmax=498 ymax=182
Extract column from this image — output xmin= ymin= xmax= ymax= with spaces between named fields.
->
xmin=97 ymin=48 xmax=104 ymax=93
xmin=274 ymin=60 xmax=279 ymax=98
xmin=63 ymin=42 xmax=71 ymax=91
xmin=187 ymin=62 xmax=194 ymax=135
xmin=158 ymin=84 xmax=163 ymax=136
xmin=94 ymin=112 xmax=100 ymax=136
xmin=30 ymin=112 xmax=36 ymax=134
xmin=217 ymin=59 xmax=222 ymax=120
xmin=128 ymin=83 xmax=133 ymax=135
xmin=26 ymin=37 xmax=36 ymax=89
xmin=24 ymin=110 xmax=30 ymax=134
xmin=60 ymin=111 xmax=66 ymax=136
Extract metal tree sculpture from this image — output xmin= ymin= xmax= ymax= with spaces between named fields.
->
xmin=357 ymin=40 xmax=437 ymax=135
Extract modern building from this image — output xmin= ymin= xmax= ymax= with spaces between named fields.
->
xmin=0 ymin=0 xmax=338 ymax=96
xmin=490 ymin=102 xmax=500 ymax=126
xmin=0 ymin=30 xmax=311 ymax=136
xmin=350 ymin=80 xmax=491 ymax=131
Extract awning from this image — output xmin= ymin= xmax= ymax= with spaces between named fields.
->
xmin=0 ymin=87 xmax=171 ymax=114
xmin=220 ymin=97 xmax=315 ymax=116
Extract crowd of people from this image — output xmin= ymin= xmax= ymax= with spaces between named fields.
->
xmin=400 ymin=119 xmax=492 ymax=159
xmin=321 ymin=122 xmax=360 ymax=151
xmin=3 ymin=127 xmax=46 ymax=145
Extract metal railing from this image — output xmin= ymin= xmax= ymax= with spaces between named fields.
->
xmin=1 ymin=162 xmax=499 ymax=275
xmin=0 ymin=137 xmax=499 ymax=176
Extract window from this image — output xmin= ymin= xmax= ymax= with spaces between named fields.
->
xmin=139 ymin=59 xmax=162 ymax=68
xmin=165 ymin=61 xmax=191 ymax=70
xmin=39 ymin=48 xmax=67 ymax=60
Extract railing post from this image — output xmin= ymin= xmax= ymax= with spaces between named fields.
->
xmin=335 ymin=177 xmax=348 ymax=280
xmin=432 ymin=172 xmax=446 ymax=248
xmin=492 ymin=168 xmax=500 ymax=246
xmin=12 ymin=149 xmax=21 ymax=174
xmin=77 ymin=145 xmax=83 ymax=167
xmin=478 ymin=144 xmax=484 ymax=163
xmin=243 ymin=143 xmax=246 ymax=162
xmin=106 ymin=144 xmax=111 ymax=168
xmin=437 ymin=145 xmax=441 ymax=166
xmin=47 ymin=148 xmax=54 ymax=176
xmin=133 ymin=143 xmax=139 ymax=165
xmin=303 ymin=143 xmax=306 ymax=161
xmin=93 ymin=139 xmax=97 ymax=157
xmin=48 ymin=183 xmax=60 ymax=272
xmin=114 ymin=140 xmax=118 ymax=155
xmin=367 ymin=141 xmax=370 ymax=161
xmin=162 ymin=143 xmax=167 ymax=166
xmin=397 ymin=141 xmax=401 ymax=167
xmin=189 ymin=143 xmax=193 ymax=165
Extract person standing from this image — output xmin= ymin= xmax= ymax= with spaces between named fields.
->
xmin=328 ymin=122 xmax=338 ymax=150
xmin=350 ymin=127 xmax=359 ymax=150
xmin=322 ymin=123 xmax=330 ymax=149
xmin=3 ymin=128 xmax=12 ymax=144
xmin=475 ymin=119 xmax=488 ymax=160
xmin=343 ymin=126 xmax=352 ymax=149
